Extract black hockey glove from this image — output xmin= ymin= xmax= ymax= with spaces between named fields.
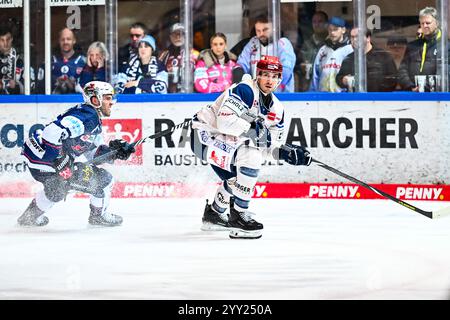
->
xmin=280 ymin=144 xmax=312 ymax=166
xmin=243 ymin=120 xmax=272 ymax=148
xmin=53 ymin=153 xmax=74 ymax=180
xmin=109 ymin=139 xmax=136 ymax=161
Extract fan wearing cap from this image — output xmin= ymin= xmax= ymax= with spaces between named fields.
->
xmin=310 ymin=16 xmax=353 ymax=92
xmin=159 ymin=23 xmax=199 ymax=93
xmin=189 ymin=55 xmax=312 ymax=239
xmin=18 ymin=81 xmax=135 ymax=227
xmin=120 ymin=35 xmax=168 ymax=94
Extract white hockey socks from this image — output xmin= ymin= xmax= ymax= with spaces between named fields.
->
xmin=35 ymin=189 xmax=56 ymax=212
xmin=212 ymin=182 xmax=233 ymax=213
xmin=230 ymin=166 xmax=259 ymax=211
xmin=89 ymin=179 xmax=113 ymax=213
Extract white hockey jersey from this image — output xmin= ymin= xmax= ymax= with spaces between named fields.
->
xmin=192 ymin=75 xmax=285 ymax=161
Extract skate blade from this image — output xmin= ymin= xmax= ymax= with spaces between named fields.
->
xmin=16 ymin=219 xmax=49 ymax=228
xmin=201 ymin=222 xmax=230 ymax=231
xmin=16 ymin=223 xmax=47 ymax=228
xmin=229 ymin=228 xmax=262 ymax=239
xmin=87 ymin=223 xmax=122 ymax=228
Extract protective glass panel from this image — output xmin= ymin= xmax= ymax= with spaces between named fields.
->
xmin=116 ymin=0 xmax=180 ymax=94
xmin=278 ymin=1 xmax=354 ymax=92
xmin=0 ymin=4 xmax=27 ymax=94
xmin=366 ymin=0 xmax=447 ymax=92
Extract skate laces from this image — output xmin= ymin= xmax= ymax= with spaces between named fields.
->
xmin=102 ymin=211 xmax=119 ymax=222
xmin=218 ymin=212 xmax=229 ymax=222
xmin=35 ymin=215 xmax=47 ymax=223
xmin=238 ymin=210 xmax=256 ymax=222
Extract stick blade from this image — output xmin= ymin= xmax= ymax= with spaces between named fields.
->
xmin=432 ymin=206 xmax=450 ymax=219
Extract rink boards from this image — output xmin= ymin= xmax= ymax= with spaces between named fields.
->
xmin=0 ymin=93 xmax=449 ymax=200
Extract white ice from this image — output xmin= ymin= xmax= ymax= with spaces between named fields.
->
xmin=1 ymin=197 xmax=450 ymax=300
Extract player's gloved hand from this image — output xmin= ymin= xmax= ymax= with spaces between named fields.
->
xmin=53 ymin=153 xmax=74 ymax=179
xmin=109 ymin=139 xmax=136 ymax=161
xmin=243 ymin=120 xmax=271 ymax=148
xmin=280 ymin=144 xmax=312 ymax=166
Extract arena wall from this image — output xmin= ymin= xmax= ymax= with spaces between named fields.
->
xmin=1 ymin=93 xmax=449 ymax=200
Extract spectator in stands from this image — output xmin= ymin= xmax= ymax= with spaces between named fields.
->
xmin=310 ymin=16 xmax=353 ymax=92
xmin=48 ymin=28 xmax=86 ymax=94
xmin=194 ymin=32 xmax=239 ymax=93
xmin=386 ymin=36 xmax=408 ymax=70
xmin=0 ymin=23 xmax=25 ymax=94
xmin=398 ymin=7 xmax=447 ymax=92
xmin=159 ymin=23 xmax=199 ymax=93
xmin=237 ymin=15 xmax=296 ymax=92
xmin=118 ymin=22 xmax=147 ymax=73
xmin=79 ymin=41 xmax=108 ymax=87
xmin=115 ymin=35 xmax=168 ymax=94
xmin=230 ymin=26 xmax=255 ymax=58
xmin=336 ymin=28 xmax=397 ymax=92
xmin=297 ymin=11 xmax=329 ymax=91
xmin=416 ymin=25 xmax=423 ymax=39
xmin=194 ymin=30 xmax=206 ymax=52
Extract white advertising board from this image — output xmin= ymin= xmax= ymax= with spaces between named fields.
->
xmin=1 ymin=99 xmax=449 ymax=188
xmin=0 ymin=0 xmax=22 ymax=8
xmin=49 ymin=0 xmax=105 ymax=6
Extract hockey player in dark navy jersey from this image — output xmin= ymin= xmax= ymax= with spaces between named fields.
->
xmin=18 ymin=81 xmax=135 ymax=227
xmin=191 ymin=56 xmax=312 ymax=239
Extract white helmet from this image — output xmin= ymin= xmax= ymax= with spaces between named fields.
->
xmin=82 ymin=81 xmax=116 ymax=108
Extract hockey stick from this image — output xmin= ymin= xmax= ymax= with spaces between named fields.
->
xmin=312 ymin=158 xmax=450 ymax=219
xmin=87 ymin=118 xmax=192 ymax=166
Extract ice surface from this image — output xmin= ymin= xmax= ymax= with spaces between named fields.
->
xmin=1 ymin=197 xmax=450 ymax=300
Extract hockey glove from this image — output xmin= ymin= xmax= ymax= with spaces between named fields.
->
xmin=53 ymin=153 xmax=74 ymax=179
xmin=109 ymin=139 xmax=136 ymax=161
xmin=243 ymin=120 xmax=272 ymax=148
xmin=280 ymin=144 xmax=312 ymax=166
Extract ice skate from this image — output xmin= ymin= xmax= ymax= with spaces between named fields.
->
xmin=88 ymin=205 xmax=123 ymax=226
xmin=17 ymin=199 xmax=49 ymax=227
xmin=201 ymin=200 xmax=230 ymax=231
xmin=228 ymin=199 xmax=263 ymax=239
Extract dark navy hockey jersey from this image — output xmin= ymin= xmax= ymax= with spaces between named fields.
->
xmin=37 ymin=52 xmax=86 ymax=94
xmin=22 ymin=103 xmax=106 ymax=172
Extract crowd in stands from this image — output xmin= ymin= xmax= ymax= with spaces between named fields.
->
xmin=0 ymin=6 xmax=447 ymax=95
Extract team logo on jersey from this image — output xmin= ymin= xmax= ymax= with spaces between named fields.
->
xmin=213 ymin=140 xmax=232 ymax=153
xmin=102 ymin=119 xmax=143 ymax=165
xmin=209 ymin=70 xmax=220 ymax=77
xmin=199 ymin=130 xmax=209 ymax=143
xmin=71 ymin=144 xmax=83 ymax=151
xmin=151 ymin=81 xmax=166 ymax=93
xmin=60 ymin=65 xmax=69 ymax=74
xmin=209 ymin=150 xmax=227 ymax=169
xmin=80 ymin=134 xmax=93 ymax=142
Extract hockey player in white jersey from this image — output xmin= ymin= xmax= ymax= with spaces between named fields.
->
xmin=190 ymin=55 xmax=312 ymax=239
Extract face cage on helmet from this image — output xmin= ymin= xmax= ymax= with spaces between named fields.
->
xmin=256 ymin=69 xmax=282 ymax=92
